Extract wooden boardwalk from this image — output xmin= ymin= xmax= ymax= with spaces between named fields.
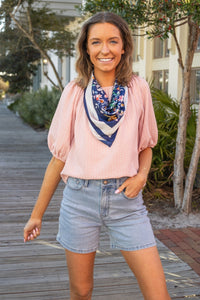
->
xmin=0 ymin=102 xmax=200 ymax=300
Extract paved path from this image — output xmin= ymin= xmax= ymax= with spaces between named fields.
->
xmin=154 ymin=228 xmax=200 ymax=276
xmin=0 ymin=102 xmax=200 ymax=299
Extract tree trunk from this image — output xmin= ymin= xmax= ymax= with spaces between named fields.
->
xmin=181 ymin=26 xmax=200 ymax=214
xmin=182 ymin=102 xmax=200 ymax=214
xmin=173 ymin=20 xmax=199 ymax=209
xmin=173 ymin=78 xmax=190 ymax=208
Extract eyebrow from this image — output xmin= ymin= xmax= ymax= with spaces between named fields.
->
xmin=89 ymin=36 xmax=120 ymax=41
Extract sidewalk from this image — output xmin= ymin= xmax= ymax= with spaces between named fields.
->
xmin=155 ymin=227 xmax=200 ymax=276
xmin=0 ymin=101 xmax=200 ymax=299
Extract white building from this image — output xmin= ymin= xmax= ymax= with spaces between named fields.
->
xmin=133 ymin=23 xmax=200 ymax=104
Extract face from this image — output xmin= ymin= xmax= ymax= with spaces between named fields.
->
xmin=87 ymin=22 xmax=124 ymax=82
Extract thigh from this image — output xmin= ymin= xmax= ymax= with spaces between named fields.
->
xmin=65 ymin=250 xmax=96 ymax=291
xmin=57 ymin=178 xmax=101 ymax=253
xmin=107 ymin=189 xmax=156 ymax=251
xmin=121 ymin=246 xmax=171 ymax=300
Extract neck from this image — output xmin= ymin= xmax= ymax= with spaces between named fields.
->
xmin=93 ymin=71 xmax=115 ymax=87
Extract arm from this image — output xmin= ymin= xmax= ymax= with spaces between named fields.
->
xmin=115 ymin=147 xmax=152 ymax=198
xmin=24 ymin=156 xmax=65 ymax=242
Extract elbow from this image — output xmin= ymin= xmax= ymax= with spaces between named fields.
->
xmin=50 ymin=156 xmax=65 ymax=171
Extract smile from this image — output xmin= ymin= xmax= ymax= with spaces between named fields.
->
xmin=98 ymin=58 xmax=114 ymax=62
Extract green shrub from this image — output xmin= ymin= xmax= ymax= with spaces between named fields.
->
xmin=149 ymin=88 xmax=196 ymax=189
xmin=9 ymin=87 xmax=61 ymax=129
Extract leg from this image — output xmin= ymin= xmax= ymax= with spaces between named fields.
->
xmin=65 ymin=249 xmax=96 ymax=300
xmin=121 ymin=246 xmax=171 ymax=300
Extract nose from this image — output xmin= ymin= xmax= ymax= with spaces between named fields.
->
xmin=101 ymin=42 xmax=110 ymax=54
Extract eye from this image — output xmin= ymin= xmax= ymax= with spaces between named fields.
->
xmin=91 ymin=41 xmax=100 ymax=45
xmin=110 ymin=40 xmax=118 ymax=44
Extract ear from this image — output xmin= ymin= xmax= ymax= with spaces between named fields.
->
xmin=121 ymin=49 xmax=125 ymax=54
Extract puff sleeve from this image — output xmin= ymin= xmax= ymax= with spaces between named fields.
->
xmin=138 ymin=79 xmax=158 ymax=152
xmin=47 ymin=81 xmax=82 ymax=162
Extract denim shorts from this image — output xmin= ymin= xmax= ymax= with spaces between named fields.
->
xmin=57 ymin=177 xmax=156 ymax=253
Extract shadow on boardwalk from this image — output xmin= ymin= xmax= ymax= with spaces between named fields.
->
xmin=0 ymin=102 xmax=200 ymax=299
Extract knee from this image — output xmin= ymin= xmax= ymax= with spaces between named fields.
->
xmin=70 ymin=283 xmax=93 ymax=300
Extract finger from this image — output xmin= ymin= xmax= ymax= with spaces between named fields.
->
xmin=34 ymin=227 xmax=40 ymax=237
xmin=125 ymin=190 xmax=138 ymax=198
xmin=32 ymin=229 xmax=38 ymax=238
xmin=24 ymin=231 xmax=35 ymax=243
xmin=115 ymin=183 xmax=126 ymax=194
xmin=24 ymin=230 xmax=30 ymax=242
xmin=35 ymin=228 xmax=40 ymax=238
xmin=30 ymin=234 xmax=34 ymax=241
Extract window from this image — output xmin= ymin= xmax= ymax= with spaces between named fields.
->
xmin=32 ymin=64 xmax=41 ymax=91
xmin=154 ymin=38 xmax=169 ymax=58
xmin=133 ymin=35 xmax=139 ymax=62
xmin=153 ymin=70 xmax=169 ymax=93
xmin=196 ymin=36 xmax=200 ymax=52
xmin=58 ymin=57 xmax=63 ymax=80
xmin=65 ymin=56 xmax=70 ymax=84
xmin=191 ymin=69 xmax=200 ymax=104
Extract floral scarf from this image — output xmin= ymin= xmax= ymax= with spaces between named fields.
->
xmin=84 ymin=74 xmax=128 ymax=147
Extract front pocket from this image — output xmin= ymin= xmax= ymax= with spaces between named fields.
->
xmin=121 ymin=190 xmax=142 ymax=200
xmin=67 ymin=177 xmax=84 ymax=190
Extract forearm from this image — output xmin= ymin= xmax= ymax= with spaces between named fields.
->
xmin=138 ymin=147 xmax=152 ymax=180
xmin=31 ymin=156 xmax=65 ymax=220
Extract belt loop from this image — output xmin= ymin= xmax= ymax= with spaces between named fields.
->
xmin=116 ymin=178 xmax=120 ymax=188
xmin=84 ymin=179 xmax=89 ymax=187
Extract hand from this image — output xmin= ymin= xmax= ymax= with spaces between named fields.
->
xmin=115 ymin=173 xmax=147 ymax=198
xmin=24 ymin=218 xmax=42 ymax=243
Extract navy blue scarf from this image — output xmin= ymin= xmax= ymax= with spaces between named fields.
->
xmin=84 ymin=75 xmax=128 ymax=147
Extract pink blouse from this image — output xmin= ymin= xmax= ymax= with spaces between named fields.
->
xmin=48 ymin=75 xmax=158 ymax=183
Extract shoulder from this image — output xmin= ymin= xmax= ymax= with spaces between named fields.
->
xmin=128 ymin=75 xmax=152 ymax=108
xmin=59 ymin=80 xmax=84 ymax=106
xmin=128 ymin=75 xmax=149 ymax=91
xmin=62 ymin=80 xmax=84 ymax=96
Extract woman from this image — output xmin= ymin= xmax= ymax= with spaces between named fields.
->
xmin=24 ymin=12 xmax=171 ymax=300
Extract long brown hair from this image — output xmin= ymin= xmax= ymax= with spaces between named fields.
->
xmin=75 ymin=12 xmax=134 ymax=88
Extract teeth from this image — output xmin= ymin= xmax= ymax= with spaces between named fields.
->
xmin=99 ymin=58 xmax=113 ymax=62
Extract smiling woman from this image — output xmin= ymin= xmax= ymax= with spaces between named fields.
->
xmin=24 ymin=11 xmax=171 ymax=300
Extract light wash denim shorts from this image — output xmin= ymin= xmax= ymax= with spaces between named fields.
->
xmin=57 ymin=177 xmax=156 ymax=253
